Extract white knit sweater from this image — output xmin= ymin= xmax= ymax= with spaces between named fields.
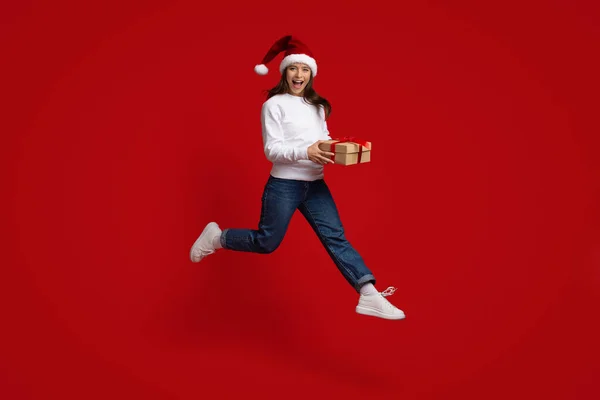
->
xmin=261 ymin=93 xmax=331 ymax=181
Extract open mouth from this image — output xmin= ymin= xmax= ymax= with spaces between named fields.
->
xmin=292 ymin=80 xmax=304 ymax=89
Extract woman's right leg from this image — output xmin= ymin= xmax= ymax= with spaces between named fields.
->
xmin=221 ymin=175 xmax=303 ymax=253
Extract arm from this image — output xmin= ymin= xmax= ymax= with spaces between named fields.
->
xmin=321 ymin=106 xmax=332 ymax=140
xmin=261 ymin=102 xmax=309 ymax=164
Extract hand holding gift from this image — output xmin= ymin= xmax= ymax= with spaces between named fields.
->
xmin=318 ymin=137 xmax=372 ymax=166
xmin=308 ymin=140 xmax=335 ymax=165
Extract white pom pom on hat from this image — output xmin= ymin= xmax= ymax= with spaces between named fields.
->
xmin=254 ymin=64 xmax=269 ymax=75
xmin=254 ymin=35 xmax=318 ymax=77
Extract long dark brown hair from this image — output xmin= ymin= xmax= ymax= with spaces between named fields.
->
xmin=265 ymin=67 xmax=332 ymax=119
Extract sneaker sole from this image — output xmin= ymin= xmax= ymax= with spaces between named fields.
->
xmin=190 ymin=222 xmax=218 ymax=263
xmin=356 ymin=305 xmax=406 ymax=320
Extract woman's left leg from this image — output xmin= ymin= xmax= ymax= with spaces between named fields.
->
xmin=298 ymin=179 xmax=405 ymax=320
xmin=297 ymin=179 xmax=376 ymax=293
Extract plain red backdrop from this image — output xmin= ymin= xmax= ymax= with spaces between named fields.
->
xmin=2 ymin=0 xmax=599 ymax=399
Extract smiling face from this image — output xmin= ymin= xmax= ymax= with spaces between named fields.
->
xmin=285 ymin=63 xmax=311 ymax=96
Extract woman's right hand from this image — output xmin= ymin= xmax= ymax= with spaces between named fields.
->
xmin=307 ymin=140 xmax=335 ymax=165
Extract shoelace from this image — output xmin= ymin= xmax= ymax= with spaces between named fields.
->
xmin=379 ymin=287 xmax=399 ymax=311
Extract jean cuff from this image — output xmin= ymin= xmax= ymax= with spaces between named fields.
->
xmin=356 ymin=274 xmax=376 ymax=292
xmin=220 ymin=229 xmax=229 ymax=249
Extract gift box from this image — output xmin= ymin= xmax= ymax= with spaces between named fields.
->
xmin=318 ymin=137 xmax=372 ymax=166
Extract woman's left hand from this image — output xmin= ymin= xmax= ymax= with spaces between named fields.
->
xmin=307 ymin=140 xmax=335 ymax=165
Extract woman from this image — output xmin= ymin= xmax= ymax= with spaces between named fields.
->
xmin=190 ymin=35 xmax=405 ymax=320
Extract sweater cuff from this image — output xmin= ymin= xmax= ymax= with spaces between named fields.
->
xmin=299 ymin=147 xmax=309 ymax=161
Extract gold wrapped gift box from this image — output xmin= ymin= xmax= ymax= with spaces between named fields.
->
xmin=318 ymin=138 xmax=372 ymax=166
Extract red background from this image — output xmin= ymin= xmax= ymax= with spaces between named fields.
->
xmin=3 ymin=0 xmax=599 ymax=399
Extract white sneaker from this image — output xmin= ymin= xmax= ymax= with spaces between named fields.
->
xmin=190 ymin=222 xmax=222 ymax=263
xmin=356 ymin=287 xmax=406 ymax=320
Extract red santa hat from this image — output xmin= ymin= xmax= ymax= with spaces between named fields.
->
xmin=254 ymin=35 xmax=318 ymax=77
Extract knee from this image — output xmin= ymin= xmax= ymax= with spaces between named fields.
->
xmin=320 ymin=226 xmax=346 ymax=243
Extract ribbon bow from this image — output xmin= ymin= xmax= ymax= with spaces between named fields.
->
xmin=329 ymin=136 xmax=371 ymax=163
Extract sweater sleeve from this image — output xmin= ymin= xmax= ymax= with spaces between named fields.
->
xmin=321 ymin=106 xmax=332 ymax=140
xmin=261 ymin=102 xmax=309 ymax=163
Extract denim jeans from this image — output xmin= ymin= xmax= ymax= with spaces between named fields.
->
xmin=220 ymin=175 xmax=376 ymax=292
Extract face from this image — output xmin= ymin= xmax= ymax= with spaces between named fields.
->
xmin=285 ymin=63 xmax=311 ymax=96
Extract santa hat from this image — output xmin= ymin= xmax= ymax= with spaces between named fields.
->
xmin=254 ymin=35 xmax=318 ymax=77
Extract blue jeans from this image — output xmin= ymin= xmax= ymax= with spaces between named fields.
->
xmin=220 ymin=175 xmax=376 ymax=293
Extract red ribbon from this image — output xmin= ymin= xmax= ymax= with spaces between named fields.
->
xmin=328 ymin=136 xmax=371 ymax=163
